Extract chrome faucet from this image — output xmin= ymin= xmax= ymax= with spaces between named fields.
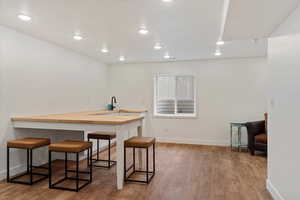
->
xmin=111 ymin=96 xmax=117 ymax=110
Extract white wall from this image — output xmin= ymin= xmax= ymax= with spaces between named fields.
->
xmin=108 ymin=58 xmax=268 ymax=145
xmin=267 ymin=33 xmax=300 ymax=200
xmin=0 ymin=26 xmax=108 ymax=179
xmin=267 ymin=5 xmax=300 ymax=200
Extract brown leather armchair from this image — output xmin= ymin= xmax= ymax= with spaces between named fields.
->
xmin=245 ymin=113 xmax=268 ymax=155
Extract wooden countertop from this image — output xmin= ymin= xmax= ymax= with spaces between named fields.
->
xmin=11 ymin=109 xmax=147 ymax=125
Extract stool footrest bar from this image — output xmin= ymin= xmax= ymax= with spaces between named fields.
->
xmin=51 ymin=177 xmax=90 ymax=192
xmin=66 ymin=169 xmax=91 ymax=174
xmin=9 ymin=172 xmax=48 ymax=185
xmin=125 ymin=164 xmax=134 ymax=172
xmin=91 ymin=159 xmax=116 ymax=168
xmin=125 ymin=170 xmax=155 ymax=184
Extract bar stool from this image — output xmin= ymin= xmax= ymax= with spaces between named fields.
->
xmin=48 ymin=140 xmax=92 ymax=192
xmin=88 ymin=132 xmax=116 ymax=168
xmin=7 ymin=138 xmax=50 ymax=185
xmin=124 ymin=136 xmax=156 ymax=184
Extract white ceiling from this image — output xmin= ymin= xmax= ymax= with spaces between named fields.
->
xmin=1 ymin=0 xmax=293 ymax=64
xmin=224 ymin=0 xmax=300 ymax=41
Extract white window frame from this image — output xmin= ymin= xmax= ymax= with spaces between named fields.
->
xmin=153 ymin=74 xmax=197 ymax=118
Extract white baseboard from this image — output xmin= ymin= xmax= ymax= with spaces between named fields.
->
xmin=267 ymin=179 xmax=285 ymax=200
xmin=0 ymin=163 xmax=26 ymax=181
xmin=157 ymin=137 xmax=229 ymax=146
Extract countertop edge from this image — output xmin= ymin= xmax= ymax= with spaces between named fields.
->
xmin=11 ymin=116 xmax=144 ymax=125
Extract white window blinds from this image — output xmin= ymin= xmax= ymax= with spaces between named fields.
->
xmin=176 ymin=76 xmax=195 ymax=114
xmin=156 ymin=75 xmax=176 ymax=114
xmin=155 ymin=75 xmax=196 ymax=116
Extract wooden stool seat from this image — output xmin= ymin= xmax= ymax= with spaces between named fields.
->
xmin=7 ymin=138 xmax=50 ymax=149
xmin=88 ymin=132 xmax=116 ymax=140
xmin=49 ymin=140 xmax=92 ymax=153
xmin=125 ymin=136 xmax=155 ymax=148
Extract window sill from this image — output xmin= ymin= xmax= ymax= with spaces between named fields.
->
xmin=153 ymin=114 xmax=197 ymax=119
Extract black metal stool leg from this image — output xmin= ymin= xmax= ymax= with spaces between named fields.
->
xmin=97 ymin=139 xmax=100 ymax=160
xmin=87 ymin=147 xmax=90 ymax=167
xmin=108 ymin=139 xmax=111 ymax=167
xmin=76 ymin=152 xmax=79 ymax=192
xmin=29 ymin=149 xmax=33 ymax=185
xmin=27 ymin=149 xmax=29 ymax=173
xmin=49 ymin=150 xmax=52 ymax=188
xmin=7 ymin=147 xmax=10 ymax=182
xmin=90 ymin=147 xmax=92 ymax=182
xmin=153 ymin=144 xmax=155 ymax=174
xmin=124 ymin=146 xmax=126 ymax=180
xmin=87 ymin=137 xmax=91 ymax=167
xmin=146 ymin=147 xmax=149 ymax=183
xmin=90 ymin=147 xmax=92 ymax=166
xmin=65 ymin=152 xmax=68 ymax=178
xmin=133 ymin=147 xmax=135 ymax=172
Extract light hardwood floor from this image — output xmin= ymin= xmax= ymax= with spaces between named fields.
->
xmin=0 ymin=143 xmax=272 ymax=200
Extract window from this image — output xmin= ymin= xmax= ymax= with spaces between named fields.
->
xmin=154 ymin=74 xmax=196 ymax=117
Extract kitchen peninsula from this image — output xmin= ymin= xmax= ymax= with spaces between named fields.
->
xmin=11 ymin=109 xmax=147 ymax=190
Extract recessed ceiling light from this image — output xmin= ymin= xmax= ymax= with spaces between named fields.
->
xmin=216 ymin=40 xmax=225 ymax=46
xmin=162 ymin=0 xmax=173 ymax=2
xmin=73 ymin=35 xmax=83 ymax=41
xmin=154 ymin=43 xmax=162 ymax=50
xmin=164 ymin=53 xmax=170 ymax=59
xmin=17 ymin=14 xmax=31 ymax=21
xmin=138 ymin=26 xmax=149 ymax=35
xmin=101 ymin=48 xmax=109 ymax=53
xmin=119 ymin=56 xmax=125 ymax=61
xmin=214 ymin=50 xmax=222 ymax=56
